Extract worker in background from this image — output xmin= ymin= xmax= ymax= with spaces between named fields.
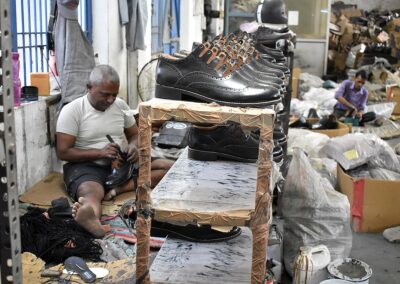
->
xmin=333 ymin=69 xmax=376 ymax=126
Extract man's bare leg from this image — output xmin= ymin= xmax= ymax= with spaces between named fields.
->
xmin=151 ymin=159 xmax=174 ymax=188
xmin=72 ymin=181 xmax=105 ymax=238
xmin=103 ymin=179 xmax=135 ymax=201
xmin=72 ymin=197 xmax=105 ymax=238
xmin=103 ymin=159 xmax=174 ymax=200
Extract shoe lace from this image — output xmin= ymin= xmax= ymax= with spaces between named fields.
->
xmin=198 ymin=42 xmax=233 ymax=77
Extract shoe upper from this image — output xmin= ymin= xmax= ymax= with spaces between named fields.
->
xmin=105 ymin=154 xmax=137 ymax=189
xmin=188 ymin=122 xmax=260 ymax=160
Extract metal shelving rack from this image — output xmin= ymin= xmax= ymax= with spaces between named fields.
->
xmin=0 ymin=0 xmax=22 ymax=283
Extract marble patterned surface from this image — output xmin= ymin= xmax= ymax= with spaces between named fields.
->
xmin=150 ymin=227 xmax=252 ymax=284
xmin=151 ymin=148 xmax=258 ymax=212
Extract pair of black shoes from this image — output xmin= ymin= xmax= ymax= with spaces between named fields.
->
xmin=290 ymin=115 xmax=338 ymax=130
xmin=188 ymin=121 xmax=284 ymax=163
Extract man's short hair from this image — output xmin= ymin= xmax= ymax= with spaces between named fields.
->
xmin=89 ymin=65 xmax=120 ymax=86
xmin=355 ymin=69 xmax=367 ymax=80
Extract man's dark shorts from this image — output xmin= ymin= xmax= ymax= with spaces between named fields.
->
xmin=63 ymin=162 xmax=111 ymax=201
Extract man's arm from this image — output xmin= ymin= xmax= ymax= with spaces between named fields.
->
xmin=56 ymin=132 xmax=119 ymax=162
xmin=124 ymin=125 xmax=139 ymax=163
xmin=337 ymin=96 xmax=356 ymax=111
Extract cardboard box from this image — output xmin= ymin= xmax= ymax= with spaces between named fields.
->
xmin=307 ymin=118 xmax=350 ymax=138
xmin=386 ymin=85 xmax=400 ymax=115
xmin=337 ymin=166 xmax=400 ymax=232
xmin=30 ymin=72 xmax=50 ymax=96
xmin=292 ymin=67 xmax=301 ymax=98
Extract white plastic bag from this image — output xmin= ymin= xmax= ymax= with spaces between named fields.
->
xmin=282 ymin=149 xmax=352 ymax=277
xmin=288 ymin=129 xmax=330 ymax=158
xmin=365 ymin=102 xmax=396 ymax=119
xmin=309 ymin=157 xmax=338 ymax=187
xmin=319 ymin=133 xmax=400 ymax=172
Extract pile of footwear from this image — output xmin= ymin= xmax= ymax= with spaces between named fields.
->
xmin=155 ymin=28 xmax=294 ymax=164
xmin=155 ymin=31 xmax=290 ymax=108
xmin=328 ymin=2 xmax=400 ymax=77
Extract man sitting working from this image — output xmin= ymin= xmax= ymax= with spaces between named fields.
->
xmin=56 ymin=64 xmax=173 ymax=238
xmin=333 ymin=69 xmax=376 ymax=125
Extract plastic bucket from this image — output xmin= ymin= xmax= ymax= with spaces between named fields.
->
xmin=327 ymin=258 xmax=372 ymax=284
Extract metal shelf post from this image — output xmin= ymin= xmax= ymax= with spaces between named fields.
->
xmin=0 ymin=0 xmax=23 ymax=283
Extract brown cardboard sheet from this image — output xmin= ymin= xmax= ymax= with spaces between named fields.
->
xmin=19 ymin=172 xmax=135 ymax=215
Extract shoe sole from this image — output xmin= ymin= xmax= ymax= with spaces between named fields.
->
xmin=151 ymin=226 xmax=242 ymax=243
xmin=155 ymin=84 xmax=282 ymax=108
xmin=188 ymin=147 xmax=257 ymax=163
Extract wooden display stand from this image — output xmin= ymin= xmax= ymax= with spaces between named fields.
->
xmin=136 ymin=98 xmax=275 ymax=284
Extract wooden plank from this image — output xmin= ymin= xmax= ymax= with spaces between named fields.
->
xmin=152 ymin=148 xmax=258 ymax=226
xmin=150 ymin=227 xmax=252 ymax=284
xmin=140 ymin=98 xmax=275 ymax=128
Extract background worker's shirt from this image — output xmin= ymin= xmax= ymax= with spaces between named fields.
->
xmin=334 ymin=79 xmax=368 ymax=111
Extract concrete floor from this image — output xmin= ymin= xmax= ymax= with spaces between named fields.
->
xmin=351 ymin=231 xmax=400 ymax=283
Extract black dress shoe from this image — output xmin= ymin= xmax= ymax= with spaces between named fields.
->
xmin=316 ymin=114 xmax=338 ymax=130
xmin=254 ymin=27 xmax=294 ymax=46
xmin=155 ymin=42 xmax=282 ymax=107
xmin=188 ymin=121 xmax=259 ymax=163
xmin=48 ymin=197 xmax=72 ymax=219
xmin=273 ymin=144 xmax=284 ymax=163
xmin=255 ymin=43 xmax=287 ymax=63
xmin=307 ymin=108 xmax=320 ymax=119
xmin=105 ymin=155 xmax=137 ymax=189
xmin=289 ymin=116 xmax=312 ymax=129
xmin=151 ymin=220 xmax=242 ymax=243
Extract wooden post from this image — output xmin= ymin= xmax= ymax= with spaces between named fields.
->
xmin=251 ymin=113 xmax=274 ymax=284
xmin=136 ymin=104 xmax=153 ymax=284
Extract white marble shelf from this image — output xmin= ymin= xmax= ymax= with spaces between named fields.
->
xmin=150 ymin=227 xmax=252 ymax=284
xmin=151 ymin=148 xmax=258 ymax=226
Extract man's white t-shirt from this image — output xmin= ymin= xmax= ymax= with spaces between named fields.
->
xmin=56 ymin=94 xmax=135 ymax=164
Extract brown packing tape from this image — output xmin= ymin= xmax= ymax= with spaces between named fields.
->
xmin=251 ymin=126 xmax=273 ymax=284
xmin=154 ymin=209 xmax=252 ymax=226
xmin=136 ymin=103 xmax=153 ymax=284
xmin=136 ymin=216 xmax=151 ymax=284
xmin=144 ymin=99 xmax=275 ymax=129
xmin=252 ymin=223 xmax=269 ymax=284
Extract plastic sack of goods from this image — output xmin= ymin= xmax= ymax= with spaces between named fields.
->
xmin=282 ymin=149 xmax=352 ymax=276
